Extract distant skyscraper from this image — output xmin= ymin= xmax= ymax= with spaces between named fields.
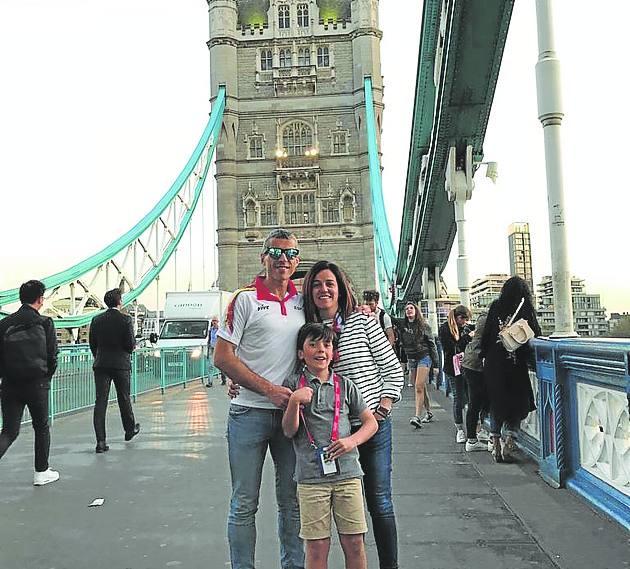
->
xmin=508 ymin=222 xmax=534 ymax=294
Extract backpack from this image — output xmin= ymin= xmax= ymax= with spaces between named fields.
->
xmin=3 ymin=319 xmax=49 ymax=381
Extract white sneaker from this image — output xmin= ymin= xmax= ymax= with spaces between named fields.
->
xmin=420 ymin=411 xmax=434 ymax=423
xmin=465 ymin=439 xmax=486 ymax=452
xmin=477 ymin=428 xmax=490 ymax=442
xmin=33 ymin=468 xmax=60 ymax=486
xmin=455 ymin=429 xmax=466 ymax=443
xmin=487 ymin=440 xmax=494 ymax=452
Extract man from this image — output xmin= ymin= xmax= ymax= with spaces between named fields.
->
xmin=363 ymin=289 xmax=395 ymax=346
xmin=0 ymin=280 xmax=59 ymax=486
xmin=205 ymin=316 xmax=226 ymax=387
xmin=214 ymin=228 xmax=305 ymax=569
xmin=89 ymin=288 xmax=140 ymax=453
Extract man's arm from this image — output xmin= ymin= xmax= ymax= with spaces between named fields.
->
xmin=214 ymin=338 xmax=292 ymax=408
xmin=45 ymin=318 xmax=58 ymax=377
xmin=123 ymin=315 xmax=135 ymax=354
xmin=88 ymin=318 xmax=98 ymax=357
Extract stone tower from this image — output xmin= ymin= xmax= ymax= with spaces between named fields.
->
xmin=207 ymin=0 xmax=383 ymax=293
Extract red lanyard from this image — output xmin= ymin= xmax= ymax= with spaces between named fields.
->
xmin=298 ymin=372 xmax=341 ymax=447
xmin=331 ymin=314 xmax=343 ymax=363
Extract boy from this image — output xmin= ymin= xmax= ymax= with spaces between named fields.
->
xmin=282 ymin=323 xmax=378 ymax=569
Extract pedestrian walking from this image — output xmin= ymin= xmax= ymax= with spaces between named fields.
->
xmin=206 ymin=316 xmax=226 ymax=387
xmin=480 ymin=276 xmax=542 ymax=463
xmin=0 ymin=279 xmax=60 ymax=485
xmin=89 ymin=288 xmax=140 ymax=453
xmin=362 ymin=290 xmax=395 ymax=346
xmin=214 ymin=228 xmax=305 ymax=569
xmin=438 ymin=305 xmax=474 ymax=443
xmin=391 ymin=302 xmax=438 ymax=430
xmin=282 ymin=322 xmax=378 ymax=569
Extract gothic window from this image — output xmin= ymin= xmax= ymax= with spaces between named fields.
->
xmin=321 ymin=199 xmax=340 ymax=224
xmin=298 ymin=48 xmax=311 ymax=67
xmin=284 ymin=193 xmax=315 ymax=225
xmin=332 ymin=132 xmax=348 ymax=155
xmin=342 ymin=195 xmax=354 ymax=223
xmin=249 ymin=135 xmax=263 ymax=159
xmin=245 ymin=200 xmax=257 ymax=226
xmin=260 ymin=49 xmax=273 ymax=71
xmin=297 ymin=4 xmax=309 ymax=27
xmin=279 ymin=48 xmax=292 ymax=68
xmin=278 ymin=4 xmax=290 ymax=29
xmin=282 ymin=122 xmax=313 ymax=156
xmin=260 ymin=202 xmax=278 ymax=226
xmin=317 ymin=46 xmax=330 ymax=67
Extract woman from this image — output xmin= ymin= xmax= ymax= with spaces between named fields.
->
xmin=391 ymin=303 xmax=438 ymax=430
xmin=438 ymin=305 xmax=474 ymax=443
xmin=480 ymin=276 xmax=542 ymax=463
xmin=303 ymin=260 xmax=404 ymax=569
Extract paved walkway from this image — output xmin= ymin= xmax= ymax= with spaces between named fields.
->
xmin=0 ymin=381 xmax=628 ymax=569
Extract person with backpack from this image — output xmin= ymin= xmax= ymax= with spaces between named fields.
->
xmin=0 ymin=279 xmax=60 ymax=486
xmin=362 ymin=290 xmax=395 ymax=347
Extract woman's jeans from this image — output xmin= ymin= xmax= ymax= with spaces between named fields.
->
xmin=227 ymin=405 xmax=304 ymax=569
xmin=354 ymin=416 xmax=398 ymax=569
xmin=446 ymin=373 xmax=467 ymax=427
xmin=462 ymin=368 xmax=488 ymax=440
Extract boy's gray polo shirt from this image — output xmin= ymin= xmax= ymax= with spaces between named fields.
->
xmin=284 ymin=370 xmax=368 ymax=484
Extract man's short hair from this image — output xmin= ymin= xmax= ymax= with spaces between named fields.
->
xmin=19 ymin=280 xmax=46 ymax=304
xmin=363 ymin=289 xmax=380 ymax=303
xmin=262 ymin=228 xmax=298 ymax=253
xmin=104 ymin=288 xmax=123 ymax=308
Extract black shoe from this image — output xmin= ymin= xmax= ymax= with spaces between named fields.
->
xmin=205 ymin=383 xmax=213 ymax=388
xmin=95 ymin=441 xmax=109 ymax=453
xmin=221 ymin=380 xmax=226 ymax=385
xmin=125 ymin=423 xmax=140 ymax=442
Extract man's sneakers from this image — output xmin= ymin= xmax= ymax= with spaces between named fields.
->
xmin=409 ymin=416 xmax=422 ymax=429
xmin=420 ymin=411 xmax=434 ymax=423
xmin=476 ymin=428 xmax=490 ymax=442
xmin=33 ymin=468 xmax=60 ymax=486
xmin=465 ymin=439 xmax=486 ymax=452
xmin=95 ymin=441 xmax=110 ymax=453
xmin=125 ymin=423 xmax=141 ymax=442
xmin=455 ymin=428 xmax=466 ymax=443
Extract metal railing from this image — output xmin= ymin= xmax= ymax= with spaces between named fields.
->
xmin=1 ymin=345 xmax=220 ymax=427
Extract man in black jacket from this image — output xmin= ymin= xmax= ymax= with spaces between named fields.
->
xmin=0 ymin=280 xmax=60 ymax=486
xmin=89 ymin=288 xmax=140 ymax=453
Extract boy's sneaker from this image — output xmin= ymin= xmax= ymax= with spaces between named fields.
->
xmin=34 ymin=468 xmax=60 ymax=486
xmin=476 ymin=428 xmax=490 ymax=442
xmin=455 ymin=429 xmax=466 ymax=443
xmin=465 ymin=439 xmax=486 ymax=452
xmin=420 ymin=411 xmax=434 ymax=423
xmin=409 ymin=416 xmax=422 ymax=429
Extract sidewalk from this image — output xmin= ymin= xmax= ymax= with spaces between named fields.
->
xmin=0 ymin=381 xmax=627 ymax=569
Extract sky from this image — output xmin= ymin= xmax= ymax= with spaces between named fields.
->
xmin=0 ymin=1 xmax=628 ymax=313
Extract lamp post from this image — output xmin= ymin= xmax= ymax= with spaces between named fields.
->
xmin=535 ymin=0 xmax=576 ymax=337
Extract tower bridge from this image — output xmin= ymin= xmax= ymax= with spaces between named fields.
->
xmin=0 ymin=0 xmax=628 ymax=562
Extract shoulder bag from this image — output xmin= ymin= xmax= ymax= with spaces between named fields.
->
xmin=498 ymin=297 xmax=535 ymax=353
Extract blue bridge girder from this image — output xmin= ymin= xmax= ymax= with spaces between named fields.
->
xmin=395 ymin=0 xmax=515 ymax=303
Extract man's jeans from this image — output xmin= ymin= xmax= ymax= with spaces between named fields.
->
xmin=227 ymin=404 xmax=304 ymax=569
xmin=447 ymin=374 xmax=468 ymax=427
xmin=354 ymin=416 xmax=398 ymax=569
xmin=0 ymin=380 xmax=51 ymax=471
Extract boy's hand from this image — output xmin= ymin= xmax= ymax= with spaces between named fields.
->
xmin=325 ymin=437 xmax=356 ymax=460
xmin=291 ymin=386 xmax=313 ymax=406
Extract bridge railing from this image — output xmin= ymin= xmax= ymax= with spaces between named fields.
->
xmin=1 ymin=346 xmax=219 ymax=427
xmin=524 ymin=338 xmax=630 ymax=530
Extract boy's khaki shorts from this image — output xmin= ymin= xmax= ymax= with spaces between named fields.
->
xmin=297 ymin=478 xmax=368 ymax=540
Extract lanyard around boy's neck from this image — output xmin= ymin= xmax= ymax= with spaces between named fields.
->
xmin=330 ymin=313 xmax=343 ymax=362
xmin=298 ymin=372 xmax=341 ymax=448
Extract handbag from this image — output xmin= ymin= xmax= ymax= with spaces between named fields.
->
xmin=498 ymin=298 xmax=535 ymax=353
xmin=452 ymin=352 xmax=464 ymax=376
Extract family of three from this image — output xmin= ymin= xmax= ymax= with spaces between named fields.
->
xmin=214 ymin=229 xmax=404 ymax=569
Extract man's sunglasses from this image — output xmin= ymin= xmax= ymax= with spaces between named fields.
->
xmin=264 ymin=247 xmax=300 ymax=260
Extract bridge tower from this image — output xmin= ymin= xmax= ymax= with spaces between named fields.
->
xmin=207 ymin=0 xmax=383 ymax=292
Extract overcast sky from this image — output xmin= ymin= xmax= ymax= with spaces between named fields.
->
xmin=0 ymin=1 xmax=627 ymax=313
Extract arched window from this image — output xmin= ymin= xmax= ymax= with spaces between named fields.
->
xmin=317 ymin=46 xmax=330 ymax=67
xmin=245 ymin=201 xmax=257 ymax=226
xmin=260 ymin=50 xmax=272 ymax=71
xmin=282 ymin=122 xmax=313 ymax=156
xmin=278 ymin=4 xmax=290 ymax=29
xmin=279 ymin=48 xmax=292 ymax=68
xmin=298 ymin=48 xmax=310 ymax=66
xmin=342 ymin=195 xmax=354 ymax=223
xmin=297 ymin=4 xmax=309 ymax=27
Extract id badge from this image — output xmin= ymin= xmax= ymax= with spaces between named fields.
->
xmin=316 ymin=446 xmax=339 ymax=476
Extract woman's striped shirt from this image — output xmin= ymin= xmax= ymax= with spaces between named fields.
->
xmin=324 ymin=312 xmax=404 ymax=420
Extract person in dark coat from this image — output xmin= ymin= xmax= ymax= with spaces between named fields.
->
xmin=0 ymin=280 xmax=60 ymax=485
xmin=480 ymin=276 xmax=541 ymax=463
xmin=89 ymin=288 xmax=139 ymax=453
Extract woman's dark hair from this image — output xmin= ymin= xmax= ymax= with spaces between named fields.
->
xmin=302 ymin=260 xmax=357 ymax=323
xmin=404 ymin=301 xmax=426 ymax=327
xmin=496 ymin=276 xmax=534 ymax=320
xmin=295 ymin=323 xmax=337 ymax=371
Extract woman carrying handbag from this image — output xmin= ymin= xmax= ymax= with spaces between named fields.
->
xmin=479 ymin=277 xmax=542 ymax=463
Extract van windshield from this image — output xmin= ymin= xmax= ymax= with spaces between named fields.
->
xmin=160 ymin=320 xmax=209 ymax=340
